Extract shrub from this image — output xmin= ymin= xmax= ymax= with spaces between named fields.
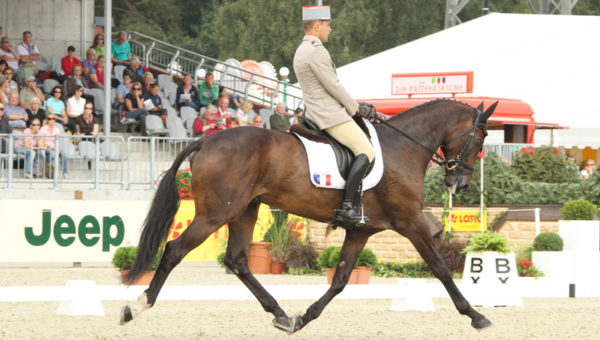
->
xmin=373 ymin=261 xmax=432 ymax=278
xmin=283 ymin=238 xmax=319 ymax=270
xmin=112 ymin=246 xmax=161 ymax=271
xmin=512 ymin=146 xmax=579 ymax=183
xmin=533 ymin=232 xmax=563 ymax=251
xmin=217 ymin=251 xmax=226 ymax=268
xmin=356 ymin=248 xmax=377 ymax=268
xmin=318 ymin=246 xmax=340 ymax=269
xmin=435 ymin=236 xmax=468 ymax=273
xmin=264 ymin=210 xmax=295 ymax=263
xmin=463 ymin=231 xmax=511 ymax=253
xmin=560 ymin=199 xmax=597 ymax=220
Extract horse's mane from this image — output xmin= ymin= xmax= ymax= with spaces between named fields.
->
xmin=388 ymin=98 xmax=473 ymax=121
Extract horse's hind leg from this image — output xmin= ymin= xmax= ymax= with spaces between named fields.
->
xmin=404 ymin=215 xmax=492 ymax=329
xmin=120 ymin=216 xmax=222 ymax=325
xmin=224 ymin=202 xmax=291 ymax=332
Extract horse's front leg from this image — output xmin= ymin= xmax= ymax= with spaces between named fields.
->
xmin=403 ymin=214 xmax=492 ymax=329
xmin=287 ymin=231 xmax=369 ymax=334
xmin=224 ymin=203 xmax=291 ymax=331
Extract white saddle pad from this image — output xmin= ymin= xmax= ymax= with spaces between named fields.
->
xmin=293 ymin=118 xmax=384 ymax=190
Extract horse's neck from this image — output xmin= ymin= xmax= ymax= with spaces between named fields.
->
xmin=392 ymin=105 xmax=468 ymax=148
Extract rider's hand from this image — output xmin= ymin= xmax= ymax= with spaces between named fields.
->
xmin=357 ymin=102 xmax=377 ymax=120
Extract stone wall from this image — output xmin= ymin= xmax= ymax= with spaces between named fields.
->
xmin=306 ymin=206 xmax=559 ymax=263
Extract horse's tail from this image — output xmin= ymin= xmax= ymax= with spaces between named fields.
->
xmin=124 ymin=140 xmax=203 ymax=284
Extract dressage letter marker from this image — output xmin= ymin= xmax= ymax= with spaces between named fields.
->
xmin=462 ymin=252 xmax=522 ymax=307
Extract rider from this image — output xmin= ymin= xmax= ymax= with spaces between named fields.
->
xmin=293 ymin=5 xmax=376 ymax=229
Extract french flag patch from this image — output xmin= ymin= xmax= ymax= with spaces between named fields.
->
xmin=313 ymin=173 xmax=332 ymax=186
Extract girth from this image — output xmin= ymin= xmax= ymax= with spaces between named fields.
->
xmin=290 ymin=116 xmax=374 ymax=180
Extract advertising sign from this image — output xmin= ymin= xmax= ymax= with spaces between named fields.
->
xmin=391 ymin=71 xmax=473 ymax=96
xmin=444 ymin=211 xmax=487 ymax=232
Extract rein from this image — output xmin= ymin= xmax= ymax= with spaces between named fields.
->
xmin=373 ymin=109 xmax=487 ymax=173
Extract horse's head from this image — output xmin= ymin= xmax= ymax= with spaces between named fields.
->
xmin=441 ymin=102 xmax=497 ymax=193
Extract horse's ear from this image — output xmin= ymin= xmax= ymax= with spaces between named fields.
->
xmin=476 ymin=102 xmax=484 ymax=112
xmin=482 ymin=101 xmax=498 ymax=121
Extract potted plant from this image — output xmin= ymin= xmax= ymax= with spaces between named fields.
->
xmin=558 ymin=199 xmax=600 ymax=296
xmin=175 ymin=168 xmax=192 ymax=200
xmin=530 ymin=232 xmax=563 ymax=279
xmin=264 ymin=210 xmax=294 ymax=274
xmin=319 ymin=246 xmax=377 ymax=284
xmin=355 ymin=248 xmax=377 ymax=284
xmin=112 ymin=246 xmax=161 ymax=285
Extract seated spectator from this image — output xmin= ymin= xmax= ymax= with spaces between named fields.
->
xmin=0 ymin=36 xmax=20 ymax=73
xmin=269 ymin=103 xmax=291 ymax=132
xmin=141 ymin=72 xmax=154 ymax=98
xmin=192 ymin=104 xmax=225 ymax=136
xmin=74 ymin=102 xmax=99 ymax=139
xmin=176 ymin=74 xmax=200 ymax=111
xmin=0 ymin=103 xmax=12 ymax=153
xmin=45 ymin=85 xmax=69 ymax=129
xmin=5 ymin=92 xmax=28 ymax=128
xmin=198 ymin=72 xmax=219 ymax=108
xmin=61 ymin=46 xmax=81 ymax=77
xmin=581 ymin=160 xmax=596 ymax=179
xmin=0 ymin=60 xmax=7 ymax=74
xmin=19 ymin=75 xmax=44 ymax=109
xmin=228 ymin=93 xmax=243 ymax=111
xmin=218 ymin=86 xmax=229 ymax=106
xmin=14 ymin=118 xmax=46 ymax=178
xmin=217 ymin=95 xmax=233 ymax=128
xmin=235 ymin=101 xmax=253 ymax=126
xmin=3 ymin=67 xmax=18 ymax=95
xmin=0 ymin=74 xmax=10 ymax=106
xmin=123 ymin=82 xmax=148 ymax=136
xmin=65 ymin=85 xmax=85 ymax=133
xmin=111 ymin=32 xmax=131 ymax=66
xmin=25 ymin=97 xmax=45 ymax=127
xmin=125 ymin=56 xmax=148 ymax=83
xmin=16 ymin=31 xmax=43 ymax=73
xmin=81 ymin=48 xmax=97 ymax=79
xmin=88 ymin=55 xmax=105 ymax=89
xmin=115 ymin=72 xmax=133 ymax=109
xmin=230 ymin=116 xmax=241 ymax=128
xmin=90 ymin=33 xmax=104 ymax=59
xmin=65 ymin=64 xmax=92 ymax=101
xmin=39 ymin=113 xmax=69 ymax=179
xmin=144 ymin=83 xmax=167 ymax=126
xmin=251 ymin=115 xmax=263 ymax=128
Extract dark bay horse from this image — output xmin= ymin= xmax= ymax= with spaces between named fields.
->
xmin=120 ymin=99 xmax=497 ymax=333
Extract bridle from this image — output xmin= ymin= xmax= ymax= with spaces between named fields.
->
xmin=373 ymin=108 xmax=488 ymax=173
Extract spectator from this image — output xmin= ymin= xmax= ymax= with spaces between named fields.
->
xmin=0 ymin=36 xmax=20 ymax=73
xmin=111 ymin=32 xmax=131 ymax=66
xmin=3 ymin=67 xmax=18 ymax=94
xmin=81 ymin=48 xmax=97 ymax=79
xmin=230 ymin=116 xmax=241 ymax=128
xmin=74 ymin=102 xmax=99 ymax=139
xmin=45 ymin=85 xmax=69 ymax=129
xmin=125 ymin=56 xmax=148 ymax=83
xmin=235 ymin=101 xmax=253 ymax=126
xmin=176 ymin=73 xmax=200 ymax=111
xmin=65 ymin=64 xmax=92 ymax=100
xmin=145 ymin=83 xmax=167 ymax=126
xmin=218 ymin=86 xmax=229 ymax=106
xmin=16 ymin=31 xmax=43 ymax=73
xmin=251 ymin=115 xmax=263 ymax=128
xmin=19 ymin=75 xmax=44 ymax=109
xmin=217 ymin=95 xmax=232 ymax=128
xmin=0 ymin=74 xmax=10 ymax=106
xmin=65 ymin=85 xmax=85 ymax=133
xmin=141 ymin=72 xmax=153 ymax=98
xmin=0 ymin=103 xmax=12 ymax=153
xmin=25 ymin=97 xmax=45 ymax=127
xmin=88 ymin=55 xmax=105 ymax=89
xmin=123 ymin=81 xmax=148 ymax=136
xmin=228 ymin=93 xmax=243 ymax=111
xmin=39 ymin=113 xmax=69 ymax=179
xmin=115 ymin=72 xmax=133 ymax=109
xmin=14 ymin=117 xmax=45 ymax=178
xmin=269 ymin=103 xmax=291 ymax=132
xmin=5 ymin=92 xmax=28 ymax=128
xmin=90 ymin=33 xmax=104 ymax=58
xmin=0 ymin=59 xmax=7 ymax=74
xmin=198 ymin=72 xmax=219 ymax=107
xmin=61 ymin=46 xmax=81 ymax=77
xmin=581 ymin=160 xmax=596 ymax=179
xmin=193 ymin=104 xmax=225 ymax=136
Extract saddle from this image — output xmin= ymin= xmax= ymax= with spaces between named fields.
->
xmin=290 ymin=116 xmax=374 ymax=180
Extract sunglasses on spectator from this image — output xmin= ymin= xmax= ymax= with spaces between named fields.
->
xmin=132 ymin=87 xmax=141 ymax=90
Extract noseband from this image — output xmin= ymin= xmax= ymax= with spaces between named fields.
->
xmin=373 ymin=108 xmax=488 ymax=173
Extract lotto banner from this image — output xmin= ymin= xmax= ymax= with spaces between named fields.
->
xmin=444 ymin=211 xmax=487 ymax=232
xmin=167 ymin=201 xmax=308 ymax=261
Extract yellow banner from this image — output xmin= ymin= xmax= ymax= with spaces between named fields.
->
xmin=444 ymin=211 xmax=487 ymax=232
xmin=167 ymin=201 xmax=308 ymax=261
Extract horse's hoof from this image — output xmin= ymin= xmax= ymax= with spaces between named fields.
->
xmin=119 ymin=305 xmax=133 ymax=325
xmin=471 ymin=316 xmax=492 ymax=330
xmin=273 ymin=316 xmax=293 ymax=333
xmin=291 ymin=314 xmax=304 ymax=332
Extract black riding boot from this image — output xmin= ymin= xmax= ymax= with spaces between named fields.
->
xmin=334 ymin=154 xmax=372 ymax=228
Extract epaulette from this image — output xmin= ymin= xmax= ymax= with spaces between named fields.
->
xmin=311 ymin=40 xmax=322 ymax=47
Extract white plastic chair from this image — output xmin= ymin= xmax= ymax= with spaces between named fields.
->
xmin=43 ymin=79 xmax=60 ymax=95
xmin=113 ymin=65 xmax=126 ymax=83
xmin=157 ymin=74 xmax=172 ymax=91
xmin=167 ymin=115 xmax=188 ymax=138
xmin=100 ymin=141 xmax=127 ymax=161
xmin=146 ymin=115 xmax=168 ymax=136
xmin=78 ymin=140 xmax=96 ymax=160
xmin=259 ymin=108 xmax=273 ymax=129
xmin=50 ymin=55 xmax=62 ymax=73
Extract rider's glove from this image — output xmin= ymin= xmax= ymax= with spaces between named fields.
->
xmin=357 ymin=102 xmax=377 ymax=120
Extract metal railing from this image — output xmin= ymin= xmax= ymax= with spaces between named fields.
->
xmin=127 ymin=31 xmax=304 ymax=112
xmin=483 ymin=143 xmax=534 ymax=165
